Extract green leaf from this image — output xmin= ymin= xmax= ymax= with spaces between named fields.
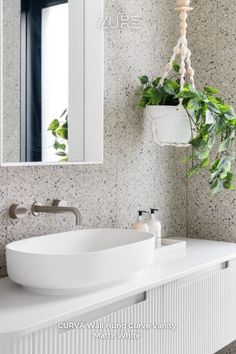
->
xmin=218 ymin=138 xmax=232 ymax=153
xmin=181 ymin=155 xmax=194 ymax=163
xmin=151 ymin=90 xmax=162 ymax=105
xmin=63 ymin=122 xmax=68 ymax=129
xmin=200 ymin=157 xmax=209 ymax=168
xmin=224 ymin=109 xmax=236 ymax=121
xmin=138 ymin=76 xmax=149 ymax=85
xmin=222 ymin=159 xmax=232 ymax=173
xmin=205 ymin=110 xmax=214 ymax=124
xmin=48 ymin=119 xmax=59 ymax=131
xmin=207 ymin=101 xmax=221 ymax=114
xmin=187 ymin=157 xmax=209 ymax=174
xmin=172 ymin=61 xmax=180 ymax=73
xmin=187 ymin=164 xmax=201 ymax=178
xmin=211 ymin=178 xmax=222 ymax=194
xmin=190 ymin=135 xmax=207 ymax=149
xmin=225 ymin=172 xmax=234 ymax=182
xmin=183 ymin=83 xmax=197 ymax=93
xmin=207 ymin=95 xmax=222 ymax=106
xmin=207 ymin=136 xmax=215 ymax=149
xmin=204 ymin=86 xmax=219 ymax=95
xmin=187 ymin=98 xmax=202 ymax=111
xmin=60 ymin=109 xmax=67 ymax=118
xmin=163 ymin=80 xmax=180 ymax=95
xmin=210 ymin=159 xmax=220 ymax=173
xmin=151 ymin=95 xmax=161 ymax=105
xmin=198 ymin=92 xmax=208 ymax=102
xmin=229 ymin=119 xmax=236 ymax=127
xmin=143 ymin=87 xmax=162 ymax=105
xmin=176 ymin=91 xmax=196 ymax=99
xmin=56 ymin=127 xmax=68 ymax=140
xmin=218 ymin=104 xmax=233 ymax=114
xmin=53 ymin=141 xmax=66 ymax=151
xmin=220 ymin=170 xmax=228 ymax=180
xmin=138 ymin=96 xmax=149 ymax=108
xmin=195 ymin=147 xmax=210 ymax=160
xmin=147 ymin=87 xmax=157 ymax=96
xmin=152 ymin=77 xmax=161 ymax=87
xmin=223 ymin=181 xmax=234 ymax=190
xmin=56 ymin=151 xmax=67 ymax=157
xmin=141 ymin=86 xmax=152 ymax=97
xmin=215 ymin=119 xmax=226 ymax=135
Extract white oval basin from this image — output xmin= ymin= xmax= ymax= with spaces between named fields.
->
xmin=6 ymin=229 xmax=155 ymax=294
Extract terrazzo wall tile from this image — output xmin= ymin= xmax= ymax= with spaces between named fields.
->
xmin=187 ymin=0 xmax=236 ymax=242
xmin=6 ymin=164 xmax=118 ymax=244
xmin=217 ymin=340 xmax=236 ymax=354
xmin=0 ymin=0 xmax=188 ymax=276
xmin=186 ymin=0 xmax=219 ymax=89
xmin=217 ymin=0 xmax=236 ymax=97
xmin=2 ymin=0 xmax=21 ymax=163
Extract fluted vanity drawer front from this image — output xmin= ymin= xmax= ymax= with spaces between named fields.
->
xmin=0 ymin=292 xmax=148 ymax=354
xmin=1 ymin=284 xmax=177 ymax=354
xmin=175 ymin=259 xmax=236 ymax=354
xmin=143 ymin=260 xmax=236 ymax=354
xmin=55 ymin=293 xmax=149 ymax=354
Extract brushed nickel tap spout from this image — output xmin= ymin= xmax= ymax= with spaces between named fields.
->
xmin=31 ymin=200 xmax=82 ymax=226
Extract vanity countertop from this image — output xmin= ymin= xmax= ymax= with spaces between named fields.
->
xmin=1 ymin=238 xmax=236 ymax=340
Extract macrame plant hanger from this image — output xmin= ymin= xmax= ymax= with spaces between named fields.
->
xmin=148 ymin=0 xmax=196 ymax=147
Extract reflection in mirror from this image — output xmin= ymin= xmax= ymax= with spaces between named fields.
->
xmin=21 ymin=0 xmax=68 ymax=162
xmin=1 ymin=0 xmax=103 ymax=165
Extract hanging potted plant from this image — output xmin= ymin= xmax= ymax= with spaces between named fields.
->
xmin=137 ymin=65 xmax=195 ymax=147
xmin=137 ymin=0 xmax=197 ymax=147
xmin=137 ymin=0 xmax=236 ymax=193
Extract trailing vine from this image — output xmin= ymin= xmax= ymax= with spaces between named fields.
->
xmin=48 ymin=109 xmax=68 ymax=162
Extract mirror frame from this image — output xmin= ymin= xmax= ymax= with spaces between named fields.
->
xmin=0 ymin=0 xmax=104 ymax=166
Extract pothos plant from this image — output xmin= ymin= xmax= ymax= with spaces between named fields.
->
xmin=48 ymin=109 xmax=68 ymax=161
xmin=137 ymin=62 xmax=236 ymax=194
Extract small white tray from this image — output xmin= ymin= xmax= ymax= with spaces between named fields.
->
xmin=155 ymin=238 xmax=186 ymax=256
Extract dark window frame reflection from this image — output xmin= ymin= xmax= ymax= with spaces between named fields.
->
xmin=21 ymin=0 xmax=67 ymax=162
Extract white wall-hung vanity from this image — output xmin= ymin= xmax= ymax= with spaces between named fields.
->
xmin=1 ymin=238 xmax=236 ymax=354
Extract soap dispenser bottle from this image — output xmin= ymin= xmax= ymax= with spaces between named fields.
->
xmin=132 ymin=211 xmax=149 ymax=232
xmin=147 ymin=208 xmax=162 ymax=247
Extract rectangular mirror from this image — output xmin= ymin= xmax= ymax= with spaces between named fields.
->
xmin=0 ymin=0 xmax=103 ymax=165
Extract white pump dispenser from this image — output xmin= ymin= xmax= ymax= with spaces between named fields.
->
xmin=147 ymin=208 xmax=162 ymax=247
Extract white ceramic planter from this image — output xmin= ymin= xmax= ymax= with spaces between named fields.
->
xmin=146 ymin=105 xmax=193 ymax=146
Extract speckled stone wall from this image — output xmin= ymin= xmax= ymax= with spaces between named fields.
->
xmin=0 ymin=0 xmax=188 ymax=278
xmin=187 ymin=1 xmax=236 ymax=353
xmin=2 ymin=0 xmax=21 ymax=162
xmin=187 ymin=0 xmax=236 ymax=244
